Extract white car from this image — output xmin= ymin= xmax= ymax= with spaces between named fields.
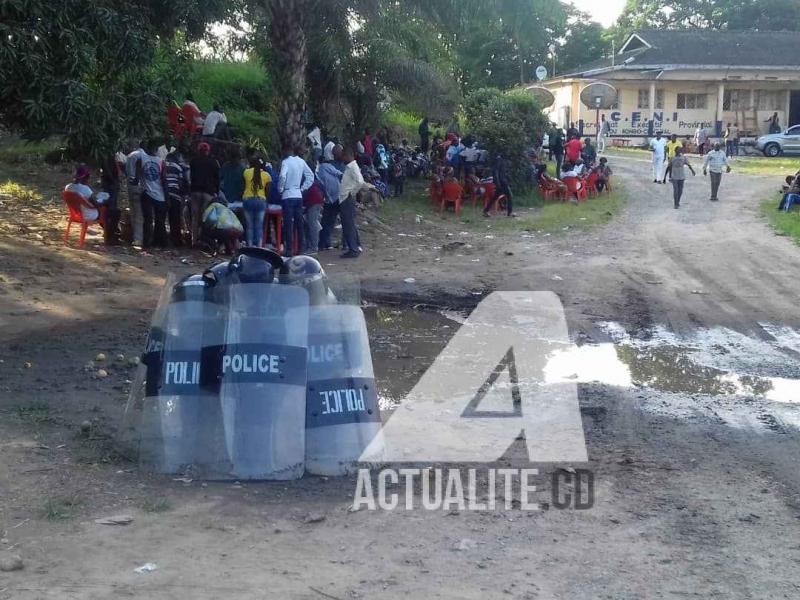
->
xmin=757 ymin=125 xmax=800 ymax=157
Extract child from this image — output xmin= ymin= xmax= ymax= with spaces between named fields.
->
xmin=592 ymin=157 xmax=613 ymax=191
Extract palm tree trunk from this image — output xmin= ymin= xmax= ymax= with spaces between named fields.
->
xmin=268 ymin=0 xmax=309 ymax=151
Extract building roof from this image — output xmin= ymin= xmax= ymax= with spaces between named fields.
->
xmin=561 ymin=30 xmax=800 ymax=78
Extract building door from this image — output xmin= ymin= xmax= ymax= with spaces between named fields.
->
xmin=790 ymin=91 xmax=800 ymax=128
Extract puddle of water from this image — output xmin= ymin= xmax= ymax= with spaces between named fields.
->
xmin=363 ymin=306 xmax=800 ymax=431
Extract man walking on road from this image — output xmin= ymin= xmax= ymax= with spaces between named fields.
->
xmin=703 ymin=142 xmax=731 ymax=202
xmin=668 ymin=147 xmax=695 ymax=209
xmin=650 ymin=132 xmax=667 ymax=184
xmin=597 ymin=114 xmax=610 ymax=153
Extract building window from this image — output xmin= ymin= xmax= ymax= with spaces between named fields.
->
xmin=677 ymin=93 xmax=707 ymax=109
xmin=756 ymin=90 xmax=784 ymax=111
xmin=723 ymin=89 xmax=749 ymax=111
xmin=637 ymin=89 xmax=650 ymax=109
xmin=655 ymin=89 xmax=664 ymax=109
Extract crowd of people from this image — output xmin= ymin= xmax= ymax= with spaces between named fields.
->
xmin=63 ymin=100 xmax=447 ymax=260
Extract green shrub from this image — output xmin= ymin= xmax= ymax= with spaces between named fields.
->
xmin=464 ymin=87 xmax=548 ymax=187
xmin=187 ymin=61 xmax=275 ymax=144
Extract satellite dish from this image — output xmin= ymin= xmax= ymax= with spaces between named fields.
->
xmin=535 ymin=65 xmax=548 ymax=81
xmin=524 ymin=85 xmax=555 ymax=108
xmin=579 ymin=82 xmax=618 ymax=110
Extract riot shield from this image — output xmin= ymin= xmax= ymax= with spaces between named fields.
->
xmin=120 ymin=275 xmax=310 ymax=480
xmin=119 ymin=274 xmax=231 ymax=477
xmin=306 ymin=304 xmax=383 ymax=475
xmin=217 ymin=281 xmax=310 ymax=480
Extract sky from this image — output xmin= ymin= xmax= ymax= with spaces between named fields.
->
xmin=570 ymin=0 xmax=627 ymax=27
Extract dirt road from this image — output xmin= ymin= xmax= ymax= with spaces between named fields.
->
xmin=1 ymin=157 xmax=799 ymax=599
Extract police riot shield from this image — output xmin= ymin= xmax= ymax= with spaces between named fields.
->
xmin=216 ymin=280 xmax=310 ymax=480
xmin=305 ymin=304 xmax=383 ymax=475
xmin=119 ymin=274 xmax=231 ymax=477
xmin=120 ymin=273 xmax=310 ymax=480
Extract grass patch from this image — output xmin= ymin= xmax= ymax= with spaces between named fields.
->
xmin=14 ymin=402 xmax=54 ymax=425
xmin=140 ymin=497 xmax=172 ymax=514
xmin=39 ymin=495 xmax=84 ymax=520
xmin=734 ymin=156 xmax=800 ymax=177
xmin=0 ymin=180 xmax=44 ymax=203
xmin=380 ymin=179 xmax=626 ymax=234
xmin=761 ymin=197 xmax=800 ymax=243
xmin=0 ymin=139 xmax=58 ymax=164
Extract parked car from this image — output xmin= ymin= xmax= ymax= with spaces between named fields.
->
xmin=757 ymin=125 xmax=800 ymax=157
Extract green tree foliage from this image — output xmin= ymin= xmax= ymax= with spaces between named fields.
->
xmin=464 ymin=87 xmax=548 ymax=186
xmin=0 ymin=0 xmax=229 ymax=161
xmin=615 ymin=0 xmax=800 ymax=36
xmin=557 ymin=19 xmax=609 ymax=75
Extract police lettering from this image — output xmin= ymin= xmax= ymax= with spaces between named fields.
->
xmin=222 ymin=353 xmax=281 ymax=374
xmin=165 ymin=361 xmax=200 ymax=385
xmin=309 ymin=343 xmax=344 ymax=364
xmin=320 ymin=388 xmax=366 ymax=415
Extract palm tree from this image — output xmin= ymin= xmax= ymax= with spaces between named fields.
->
xmin=266 ymin=0 xmax=310 ymax=150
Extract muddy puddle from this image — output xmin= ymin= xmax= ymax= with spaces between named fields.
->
xmin=365 ymin=307 xmax=800 ymax=422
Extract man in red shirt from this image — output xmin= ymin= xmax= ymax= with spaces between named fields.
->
xmin=564 ymin=134 xmax=583 ymax=166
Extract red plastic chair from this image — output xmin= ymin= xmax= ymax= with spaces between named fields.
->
xmin=440 ymin=181 xmax=463 ymax=216
xmin=539 ymin=180 xmax=566 ymax=202
xmin=585 ymin=172 xmax=600 ymax=198
xmin=562 ymin=177 xmax=588 ymax=202
xmin=263 ymin=207 xmax=300 ymax=255
xmin=62 ymin=190 xmax=103 ymax=248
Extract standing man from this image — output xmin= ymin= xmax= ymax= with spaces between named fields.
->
xmin=703 ymin=142 xmax=731 ymax=202
xmin=338 ymin=148 xmax=364 ymax=259
xmin=278 ymin=145 xmax=314 ymax=257
xmin=125 ymin=142 xmax=147 ymax=247
xmin=550 ymin=125 xmax=564 ymax=179
xmin=419 ymin=116 xmax=430 ymax=154
xmin=662 ymin=134 xmax=683 ymax=183
xmin=668 ymin=147 xmax=695 ymax=209
xmin=317 ymin=145 xmax=344 ymax=251
xmin=137 ymin=140 xmax=168 ymax=248
xmin=564 ymin=134 xmax=582 ymax=166
xmin=649 ymin=132 xmax=667 ymax=184
xmin=483 ymin=152 xmax=515 ymax=218
xmin=729 ymin=122 xmax=740 ymax=156
xmin=597 ymin=114 xmax=610 ymax=153
xmin=694 ymin=125 xmax=707 ymax=155
xmin=189 ymin=142 xmax=220 ymax=247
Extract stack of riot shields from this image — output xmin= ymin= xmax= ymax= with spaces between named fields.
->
xmin=119 ymin=251 xmax=383 ymax=480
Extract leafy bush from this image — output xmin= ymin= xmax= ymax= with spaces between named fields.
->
xmin=464 ymin=87 xmax=549 ymax=187
xmin=187 ymin=61 xmax=275 ymax=147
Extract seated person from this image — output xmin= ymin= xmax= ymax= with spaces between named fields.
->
xmin=65 ymin=165 xmax=102 ymax=222
xmin=202 ymin=201 xmax=243 ymax=255
xmin=780 ymin=174 xmax=800 ymax=211
xmin=573 ymin=159 xmax=586 ymax=176
xmin=592 ymin=157 xmax=613 ymax=191
xmin=560 ymin=161 xmax=579 ymax=179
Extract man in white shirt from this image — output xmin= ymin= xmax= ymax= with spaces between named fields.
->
xmin=702 ymin=142 xmax=731 ymax=202
xmin=338 ymin=148 xmax=364 ymax=258
xmin=203 ymin=104 xmax=227 ymax=137
xmin=649 ymin=132 xmax=667 ymax=184
xmin=278 ymin=145 xmax=314 ymax=256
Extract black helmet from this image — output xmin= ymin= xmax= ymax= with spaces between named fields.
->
xmin=172 ymin=273 xmax=215 ymax=303
xmin=279 ymin=255 xmax=330 ymax=304
xmin=229 ymin=253 xmax=276 ymax=284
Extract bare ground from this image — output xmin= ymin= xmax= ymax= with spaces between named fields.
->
xmin=1 ymin=156 xmax=799 ymax=599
